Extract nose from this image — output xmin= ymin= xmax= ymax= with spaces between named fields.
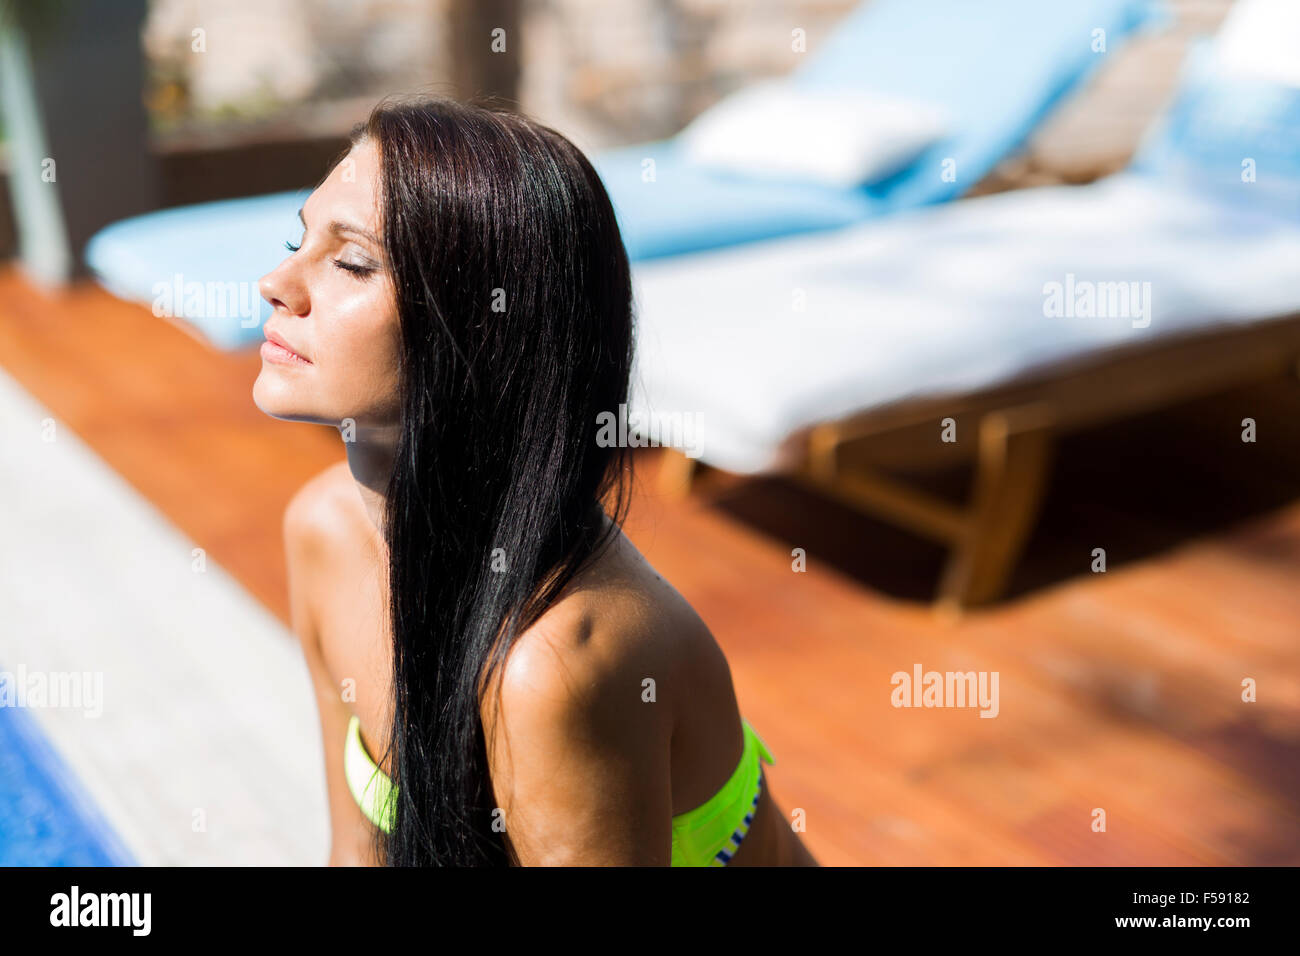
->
xmin=258 ymin=255 xmax=309 ymax=318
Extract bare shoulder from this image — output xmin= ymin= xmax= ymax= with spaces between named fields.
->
xmin=283 ymin=460 xmax=375 ymax=563
xmin=283 ymin=459 xmax=391 ymax=737
xmin=486 ymin=521 xmax=713 ymax=730
xmin=480 ymin=520 xmax=719 ymax=862
xmin=282 ymin=459 xmax=384 ymax=662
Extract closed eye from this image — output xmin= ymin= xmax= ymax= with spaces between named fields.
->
xmin=284 ymin=238 xmax=372 ymax=278
xmin=333 ymin=259 xmax=375 ymax=278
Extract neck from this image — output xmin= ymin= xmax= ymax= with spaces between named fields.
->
xmin=343 ymin=423 xmax=401 ymax=531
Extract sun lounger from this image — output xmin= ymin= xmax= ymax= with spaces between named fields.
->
xmin=631 ymin=1 xmax=1300 ymax=608
xmin=83 ymin=0 xmax=1161 ymax=349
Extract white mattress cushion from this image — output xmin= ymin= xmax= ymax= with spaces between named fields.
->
xmin=628 ymin=173 xmax=1300 ymax=474
xmin=678 ymin=80 xmax=949 ymax=188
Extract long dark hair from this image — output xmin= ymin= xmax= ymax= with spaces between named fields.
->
xmin=350 ymin=96 xmax=635 ymax=865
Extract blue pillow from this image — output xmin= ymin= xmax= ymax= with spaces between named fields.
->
xmin=1132 ymin=39 xmax=1300 ymax=217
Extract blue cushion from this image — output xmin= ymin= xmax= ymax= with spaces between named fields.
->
xmin=599 ymin=0 xmax=1165 ymax=259
xmin=591 ymin=138 xmax=879 ymax=262
xmin=1131 ymin=39 xmax=1300 ymax=218
xmin=788 ymin=0 xmax=1168 ymax=212
xmin=86 ymin=0 xmax=1164 ymax=349
xmin=86 ymin=190 xmax=310 ymax=351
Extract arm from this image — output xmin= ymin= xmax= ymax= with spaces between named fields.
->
xmin=284 ymin=482 xmax=381 ymax=867
xmin=481 ymin=616 xmax=675 ymax=866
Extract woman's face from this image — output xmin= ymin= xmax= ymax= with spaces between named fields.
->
xmin=253 ymin=137 xmax=402 ymax=430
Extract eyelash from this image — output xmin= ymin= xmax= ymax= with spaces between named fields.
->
xmin=333 ymin=260 xmax=374 ymax=278
xmin=283 ymin=239 xmax=375 ymax=278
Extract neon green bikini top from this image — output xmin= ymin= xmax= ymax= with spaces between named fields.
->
xmin=344 ymin=714 xmax=776 ymax=866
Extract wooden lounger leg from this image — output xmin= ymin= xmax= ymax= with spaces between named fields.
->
xmin=657 ymin=448 xmax=699 ymax=499
xmin=937 ymin=404 xmax=1055 ymax=613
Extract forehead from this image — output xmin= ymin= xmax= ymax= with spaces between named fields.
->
xmin=303 ymin=138 xmax=382 ymax=231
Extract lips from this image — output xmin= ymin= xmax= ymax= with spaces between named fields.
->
xmin=263 ymin=327 xmax=311 ymax=363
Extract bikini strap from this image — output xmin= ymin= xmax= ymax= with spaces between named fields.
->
xmin=741 ymin=718 xmax=776 ymax=766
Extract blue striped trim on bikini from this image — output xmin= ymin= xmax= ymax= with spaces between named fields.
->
xmin=711 ymin=769 xmax=764 ymax=866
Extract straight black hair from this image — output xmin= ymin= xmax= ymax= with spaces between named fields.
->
xmin=348 ymin=95 xmax=635 ymax=865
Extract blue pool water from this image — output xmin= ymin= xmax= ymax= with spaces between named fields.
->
xmin=0 ymin=697 xmax=135 ymax=866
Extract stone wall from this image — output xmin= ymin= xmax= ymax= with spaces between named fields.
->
xmin=518 ymin=0 xmax=859 ymax=150
xmin=521 ymin=0 xmax=1240 ymax=188
xmin=142 ymin=0 xmax=1241 ymax=189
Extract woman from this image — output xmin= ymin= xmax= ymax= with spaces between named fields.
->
xmin=255 ymin=95 xmax=818 ymax=867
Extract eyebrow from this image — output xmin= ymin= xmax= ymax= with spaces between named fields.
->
xmin=298 ymin=207 xmax=382 ymax=250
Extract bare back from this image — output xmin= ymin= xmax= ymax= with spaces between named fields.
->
xmin=285 ymin=460 xmax=816 ymax=866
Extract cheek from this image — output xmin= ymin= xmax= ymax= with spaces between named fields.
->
xmin=319 ymin=286 xmax=402 ymax=419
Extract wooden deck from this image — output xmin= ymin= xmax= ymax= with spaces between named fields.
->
xmin=2 ymin=268 xmax=1297 ymax=865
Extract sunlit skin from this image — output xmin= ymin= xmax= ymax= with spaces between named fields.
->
xmin=253 ymin=139 xmax=402 ymax=520
xmin=260 ymin=138 xmax=819 ymax=867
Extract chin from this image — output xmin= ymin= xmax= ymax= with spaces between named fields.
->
xmin=252 ymin=368 xmax=313 ymax=422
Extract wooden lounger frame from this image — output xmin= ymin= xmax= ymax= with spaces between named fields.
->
xmin=658 ymin=313 xmax=1300 ymax=613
